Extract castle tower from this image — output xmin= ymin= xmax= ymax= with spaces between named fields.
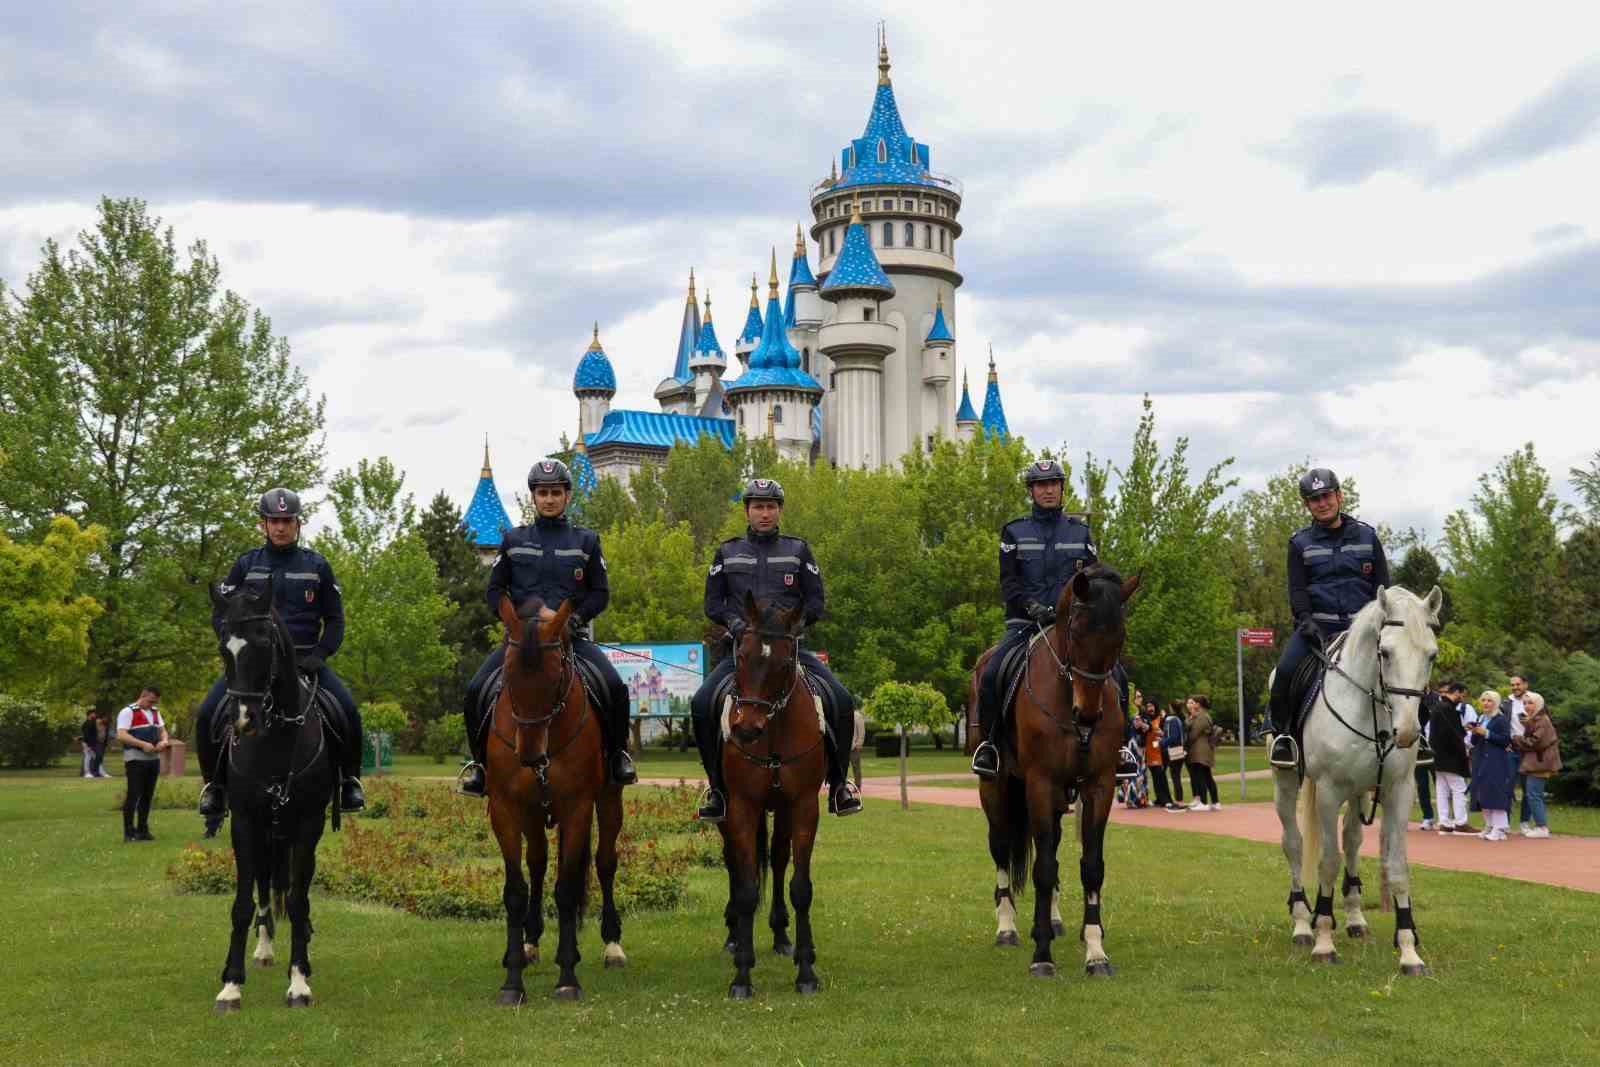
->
xmin=921 ymin=290 xmax=954 ymax=404
xmin=954 ymin=368 xmax=980 ymax=443
xmin=724 ymin=249 xmax=823 ymax=462
xmin=980 ymin=346 xmax=1011 ymax=439
xmin=463 ymin=438 xmax=514 ymax=565
xmin=687 ymin=289 xmax=727 ymax=414
xmin=654 ymin=269 xmax=700 ymax=415
xmin=809 ymin=29 xmax=963 ymax=465
xmin=818 ymin=199 xmax=896 ymax=469
xmin=573 ymin=323 xmax=617 ymax=440
xmin=736 ymin=273 xmax=763 ymax=369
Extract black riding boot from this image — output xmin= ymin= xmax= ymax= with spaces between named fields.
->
xmin=971 ymin=692 xmax=1000 ymax=780
xmin=825 ymin=736 xmax=862 ymax=817
xmin=605 ymin=689 xmax=638 ymax=786
xmin=693 ymin=709 xmax=726 ymax=822
xmin=458 ymin=686 xmax=489 ymax=798
xmin=1267 ymin=683 xmax=1299 ymax=769
xmin=336 ymin=738 xmax=365 ymax=813
xmin=195 ymin=713 xmax=227 ymax=818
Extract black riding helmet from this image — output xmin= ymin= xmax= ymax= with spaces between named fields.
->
xmin=742 ymin=477 xmax=784 ymax=504
xmin=1299 ymin=468 xmax=1341 ymax=499
xmin=1022 ymin=459 xmax=1066 ymax=485
xmin=258 ymin=488 xmax=304 ymax=519
xmin=527 ymin=458 xmax=573 ymax=491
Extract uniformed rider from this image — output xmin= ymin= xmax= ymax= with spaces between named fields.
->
xmin=972 ymin=460 xmax=1139 ymax=780
xmin=689 ymin=477 xmax=863 ymax=822
xmin=196 ymin=488 xmax=365 ymax=816
xmin=1267 ymin=467 xmax=1391 ymax=768
xmin=457 ymin=458 xmax=637 ymax=797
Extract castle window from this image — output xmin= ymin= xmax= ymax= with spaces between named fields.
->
xmin=772 ymin=404 xmax=783 ymax=426
xmin=922 ymin=201 xmax=934 ymax=214
xmin=876 ymin=139 xmax=887 ymax=163
xmin=923 ymin=224 xmax=932 ymax=249
xmin=904 ymin=222 xmax=914 ymax=246
xmin=882 ymin=222 xmax=894 ymax=247
xmin=802 ymin=348 xmax=811 ymax=373
xmin=830 ymin=371 xmax=837 ymax=389
xmin=903 ymin=199 xmax=914 ymax=211
xmin=863 ymin=307 xmax=875 ymax=321
xmin=829 ymin=229 xmax=837 ymax=254
xmin=827 ymin=206 xmax=836 ymax=218
xmin=937 ymin=203 xmax=947 ymax=217
xmin=881 ymin=199 xmax=893 ymax=211
xmin=926 ymin=433 xmax=935 ymax=453
xmin=848 ymin=147 xmax=856 ymax=168
xmin=939 ymin=229 xmax=947 ymax=253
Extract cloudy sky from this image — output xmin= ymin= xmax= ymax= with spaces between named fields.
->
xmin=3 ymin=1 xmax=1597 ymax=539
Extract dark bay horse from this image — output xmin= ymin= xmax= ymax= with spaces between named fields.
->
xmin=487 ymin=596 xmax=625 ymax=1004
xmin=973 ymin=565 xmax=1139 ymax=978
xmin=718 ymin=591 xmax=828 ymax=999
xmin=208 ymin=578 xmax=335 ymax=1012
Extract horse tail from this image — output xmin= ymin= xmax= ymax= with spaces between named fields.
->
xmin=755 ymin=812 xmax=769 ymax=909
xmin=271 ymin=836 xmax=292 ymax=919
xmin=1002 ymin=775 xmax=1032 ymax=900
xmin=1297 ymin=776 xmax=1321 ymax=893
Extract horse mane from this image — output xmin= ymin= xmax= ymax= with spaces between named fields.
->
xmin=1077 ymin=563 xmax=1126 ymax=630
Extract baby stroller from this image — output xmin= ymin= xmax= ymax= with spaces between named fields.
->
xmin=1117 ymin=744 xmax=1149 ymax=808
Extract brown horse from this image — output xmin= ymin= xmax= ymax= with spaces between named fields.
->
xmin=974 ymin=564 xmax=1138 ymax=978
xmin=718 ymin=591 xmax=827 ymax=999
xmin=487 ymin=596 xmax=625 ymax=1004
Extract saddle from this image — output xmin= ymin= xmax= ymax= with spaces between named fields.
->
xmin=472 ymin=659 xmax=610 ymax=747
xmin=213 ymin=674 xmax=346 ymax=746
xmin=986 ymin=627 xmax=1051 ymax=739
xmin=714 ymin=669 xmax=831 ymax=745
xmin=1286 ymin=630 xmax=1350 ymax=742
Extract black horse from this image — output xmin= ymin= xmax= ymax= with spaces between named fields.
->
xmin=208 ymin=577 xmax=336 ymax=1013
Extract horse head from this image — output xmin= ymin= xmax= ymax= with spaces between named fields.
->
xmin=729 ymin=589 xmax=803 ymax=745
xmin=496 ymin=595 xmax=576 ymax=764
xmin=210 ymin=577 xmax=293 ymax=736
xmin=1374 ymin=584 xmax=1443 ymax=750
xmin=1054 ymin=564 xmax=1140 ymax=724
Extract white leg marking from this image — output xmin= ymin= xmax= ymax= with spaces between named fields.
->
xmin=1311 ymin=914 xmax=1338 ymax=960
xmin=215 ymin=981 xmax=242 ymax=1004
xmin=286 ymin=966 xmax=312 ymax=1001
xmin=1050 ymin=887 xmax=1063 ymax=929
xmin=252 ymin=927 xmax=275 ymax=965
xmin=995 ymin=868 xmax=1018 ymax=938
xmin=1290 ymin=900 xmax=1314 ymax=944
xmin=1396 ymin=929 xmax=1426 ymax=971
xmin=1083 ymin=923 xmax=1107 ymax=964
xmin=604 ymin=942 xmax=627 ymax=966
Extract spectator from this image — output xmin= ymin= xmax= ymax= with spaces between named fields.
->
xmin=1513 ymin=692 xmax=1561 ymax=839
xmin=1136 ymin=702 xmax=1173 ymax=809
xmin=1428 ymin=682 xmax=1472 ymax=833
xmin=93 ymin=712 xmax=111 ymax=778
xmin=1413 ymin=684 xmax=1445 ymax=830
xmin=1468 ymin=690 xmax=1515 ymax=841
xmin=81 ymin=710 xmax=98 ymax=778
xmin=115 ymin=686 xmax=168 ymax=843
xmin=1502 ymin=675 xmax=1531 ymax=827
xmin=1184 ymin=696 xmax=1220 ymax=811
xmin=1163 ymin=700 xmax=1187 ymax=809
xmin=850 ymin=708 xmax=866 ymax=791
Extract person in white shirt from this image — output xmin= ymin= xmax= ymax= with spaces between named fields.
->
xmin=115 ymin=687 xmax=168 ymax=842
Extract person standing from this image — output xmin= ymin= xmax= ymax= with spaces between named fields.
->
xmin=1136 ymin=702 xmax=1172 ymax=808
xmin=1414 ymin=684 xmax=1449 ymax=830
xmin=1163 ymin=700 xmax=1187 ymax=808
xmin=1502 ymin=675 xmax=1532 ymax=831
xmin=1513 ymin=692 xmax=1561 ymax=838
xmin=1469 ymin=691 xmax=1515 ymax=841
xmin=1184 ymin=696 xmax=1220 ymax=810
xmin=115 ymin=687 xmax=167 ymax=842
xmin=81 ymin=710 xmax=98 ymax=778
xmin=93 ymin=712 xmax=111 ymax=778
xmin=1428 ymin=682 xmax=1472 ymax=833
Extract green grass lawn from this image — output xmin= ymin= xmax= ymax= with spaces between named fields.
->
xmin=3 ymin=773 xmax=1598 ymax=1065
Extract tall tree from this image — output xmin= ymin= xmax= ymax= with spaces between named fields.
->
xmin=0 ymin=517 xmax=105 ymax=699
xmin=0 ymin=197 xmax=324 ymax=708
xmin=417 ymin=491 xmax=494 ymax=719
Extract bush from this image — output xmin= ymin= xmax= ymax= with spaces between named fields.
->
xmin=168 ymin=844 xmax=236 ymax=894
xmin=364 ymin=701 xmax=408 ymax=737
xmin=0 ymin=695 xmax=79 ymax=768
xmin=396 ymin=714 xmax=428 ymax=754
xmin=422 ymin=713 xmax=466 ymax=764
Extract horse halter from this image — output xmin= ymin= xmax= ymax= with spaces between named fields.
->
xmin=731 ymin=631 xmax=802 ymax=719
xmin=507 ymin=628 xmax=573 ymax=729
xmin=221 ymin=611 xmax=301 ymax=729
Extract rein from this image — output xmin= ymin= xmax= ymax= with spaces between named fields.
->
xmin=726 ymin=631 xmax=823 ymax=790
xmin=222 ymin=612 xmax=307 ymax=731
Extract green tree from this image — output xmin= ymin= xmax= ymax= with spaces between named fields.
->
xmin=311 ymin=459 xmax=452 ymax=708
xmin=417 ymin=492 xmax=495 ymax=719
xmin=0 ymin=197 xmax=324 ymax=709
xmin=1392 ymin=544 xmax=1453 ymax=628
xmin=591 ymin=518 xmax=705 ymax=644
xmin=1571 ymin=450 xmax=1600 ymax=522
xmin=862 ymin=681 xmax=951 ymax=809
xmin=0 ymin=517 xmax=105 ymax=698
xmin=579 ymin=476 xmax=637 ymax=535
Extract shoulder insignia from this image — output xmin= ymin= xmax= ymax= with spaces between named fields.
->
xmin=709 ymin=562 xmax=723 ymax=576
xmin=806 ymin=561 xmax=819 ymax=575
xmin=1000 ymin=542 xmax=1016 ymax=553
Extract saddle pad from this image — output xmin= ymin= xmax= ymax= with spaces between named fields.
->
xmin=1289 ymin=630 xmax=1350 ymax=740
xmin=998 ymin=626 xmax=1052 ymax=725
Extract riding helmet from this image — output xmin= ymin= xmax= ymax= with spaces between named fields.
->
xmin=1022 ymin=459 xmax=1067 ymax=485
xmin=1299 ymin=468 xmax=1341 ymax=499
xmin=527 ymin=458 xmax=573 ymax=490
xmin=741 ymin=477 xmax=785 ymax=504
xmin=257 ymin=488 xmax=304 ymax=519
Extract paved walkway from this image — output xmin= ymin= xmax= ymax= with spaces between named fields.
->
xmin=644 ymin=776 xmax=1600 ymax=895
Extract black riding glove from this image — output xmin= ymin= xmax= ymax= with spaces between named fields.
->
xmin=1026 ymin=601 xmax=1057 ymax=625
xmin=725 ymin=617 xmax=749 ymax=642
xmin=566 ymin=615 xmax=588 ymax=639
xmin=1294 ymin=617 xmax=1321 ymax=643
xmin=298 ymin=653 xmax=325 ymax=675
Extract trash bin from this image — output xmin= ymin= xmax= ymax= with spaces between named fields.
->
xmin=159 ymin=740 xmax=187 ymax=778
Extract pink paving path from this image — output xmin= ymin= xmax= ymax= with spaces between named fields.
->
xmin=643 ymin=776 xmax=1600 ymax=894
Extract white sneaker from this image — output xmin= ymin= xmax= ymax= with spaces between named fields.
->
xmin=1526 ymin=826 xmax=1551 ymax=839
xmin=1419 ymin=819 xmax=1433 ymax=831
xmin=1210 ymin=803 xmax=1223 ymax=811
xmin=1188 ymin=800 xmax=1207 ymax=811
xmin=1519 ymin=822 xmax=1533 ymax=834
xmin=1486 ymin=829 xmax=1507 ymax=841
xmin=1475 ymin=829 xmax=1490 ymax=839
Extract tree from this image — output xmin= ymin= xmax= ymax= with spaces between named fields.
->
xmin=417 ymin=492 xmax=495 ymax=720
xmin=862 ymin=681 xmax=951 ymax=809
xmin=310 ymin=458 xmax=453 ymax=708
xmin=1572 ymin=450 xmax=1600 ymax=522
xmin=0 ymin=517 xmax=105 ymax=698
xmin=1392 ymin=544 xmax=1453 ymax=628
xmin=0 ymin=197 xmax=324 ymax=709
xmin=591 ymin=518 xmax=705 ymax=644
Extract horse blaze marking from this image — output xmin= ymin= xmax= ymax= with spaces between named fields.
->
xmin=225 ymin=636 xmax=247 ymax=662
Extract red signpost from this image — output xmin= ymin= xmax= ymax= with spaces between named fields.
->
xmin=1236 ymin=627 xmax=1275 ymax=798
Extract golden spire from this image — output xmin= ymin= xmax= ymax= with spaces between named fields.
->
xmin=767 ymin=247 xmax=780 ymax=298
xmin=687 ymin=267 xmax=696 ymax=306
xmin=988 ymin=342 xmax=998 ymax=381
xmin=587 ymin=321 xmax=602 ymax=351
xmin=829 ymin=158 xmax=838 ymax=183
xmin=481 ymin=434 xmax=493 ymax=477
xmin=703 ymin=288 xmax=712 ymax=322
xmin=850 ymin=196 xmax=862 ymax=224
xmin=749 ymin=273 xmax=759 ymax=308
xmin=795 ymin=223 xmax=806 ymax=257
xmin=877 ymin=24 xmax=891 ymax=86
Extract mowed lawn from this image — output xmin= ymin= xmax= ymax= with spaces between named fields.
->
xmin=3 ymin=774 xmax=1597 ymax=1067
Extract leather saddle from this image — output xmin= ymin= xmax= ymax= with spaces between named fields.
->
xmin=214 ymin=674 xmax=345 ymax=745
xmin=1287 ymin=630 xmax=1350 ymax=740
xmin=995 ymin=626 xmax=1051 ymax=726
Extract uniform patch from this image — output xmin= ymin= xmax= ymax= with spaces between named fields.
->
xmin=304 ymin=588 xmax=315 ymax=603
xmin=1000 ymin=542 xmax=1016 ymax=553
xmin=709 ymin=562 xmax=723 ymax=576
xmin=574 ymin=568 xmax=584 ymax=582
xmin=1362 ymin=562 xmax=1373 ymax=576
xmin=806 ymin=562 xmax=819 ymax=575
xmin=783 ymin=573 xmax=795 ymax=587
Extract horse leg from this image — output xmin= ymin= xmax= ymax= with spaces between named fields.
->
xmin=284 ymin=814 xmax=323 ymax=1007
xmin=1050 ymin=810 xmax=1065 ymax=938
xmin=489 ymin=797 xmax=529 ymax=1006
xmin=252 ymin=861 xmax=276 ymax=968
xmin=769 ymin=804 xmax=793 ymax=957
xmin=790 ymin=792 xmax=822 ymax=994
xmin=1382 ymin=779 xmax=1430 ymax=976
xmin=1079 ymin=787 xmax=1114 ymax=977
xmin=1309 ymin=789 xmax=1344 ymax=964
xmin=596 ymin=782 xmax=626 ymax=970
xmin=1274 ymin=771 xmax=1313 ymax=946
xmin=725 ymin=798 xmax=761 ymax=999
xmin=1025 ymin=774 xmax=1059 ymax=978
xmin=522 ymin=814 xmax=547 ymax=967
xmin=215 ymin=816 xmax=262 ymax=1013
xmin=1339 ymin=805 xmax=1369 ymax=939
xmin=984 ymin=787 xmax=1020 ymax=947
xmin=551 ymin=808 xmax=594 ymax=1000
xmin=720 ymin=827 xmax=738 ymax=955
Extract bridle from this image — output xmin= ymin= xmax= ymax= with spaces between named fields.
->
xmin=506 ymin=629 xmax=574 ymax=730
xmin=494 ymin=623 xmax=587 ymax=827
xmin=1026 ymin=592 xmax=1121 ymax=754
xmin=221 ymin=611 xmax=305 ymax=730
xmin=727 ymin=630 xmax=821 ymax=788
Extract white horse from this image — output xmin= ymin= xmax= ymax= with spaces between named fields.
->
xmin=1272 ymin=585 xmax=1441 ymax=975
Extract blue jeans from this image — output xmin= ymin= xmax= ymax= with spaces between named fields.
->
xmin=1524 ymin=774 xmax=1548 ymax=828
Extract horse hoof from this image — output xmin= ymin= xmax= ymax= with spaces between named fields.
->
xmin=1028 ymin=962 xmax=1056 ymax=978
xmin=1400 ymin=964 xmax=1432 ymax=978
xmin=495 ymin=988 xmax=526 ymax=1007
xmin=1292 ymin=933 xmax=1315 ymax=947
xmin=284 ymin=994 xmax=313 ymax=1008
xmin=1311 ymin=953 xmax=1341 ymax=966
xmin=1346 ymin=925 xmax=1368 ymax=940
xmin=795 ymin=979 xmax=820 ymax=995
xmin=773 ymin=943 xmax=794 ymax=958
xmin=212 ymin=999 xmax=241 ymax=1015
xmin=728 ymin=983 xmax=754 ymax=1001
xmin=995 ymin=931 xmax=1021 ymax=947
xmin=1085 ymin=961 xmax=1115 ymax=978
xmin=1051 ymin=920 xmax=1065 ymax=937
xmin=523 ymin=943 xmax=540 ymax=964
xmin=552 ymin=985 xmax=582 ymax=1002
xmin=254 ymin=956 xmax=275 ymax=968
xmin=604 ymin=954 xmax=627 ymax=970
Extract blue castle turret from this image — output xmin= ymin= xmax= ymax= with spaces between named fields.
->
xmin=463 ymin=439 xmax=513 ymax=562
xmin=955 ymin=369 xmax=980 ymax=442
xmin=980 ymin=347 xmax=1010 ymax=440
xmin=724 ymin=249 xmax=823 ymax=460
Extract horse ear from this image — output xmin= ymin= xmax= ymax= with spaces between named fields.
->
xmin=496 ymin=594 xmax=522 ymax=643
xmin=1376 ymin=585 xmax=1391 ymax=613
xmin=1070 ymin=569 xmax=1092 ymax=603
xmin=1423 ymin=584 xmax=1443 ymax=620
xmin=548 ymin=598 xmax=577 ymax=642
xmin=1119 ymin=574 xmax=1142 ymax=603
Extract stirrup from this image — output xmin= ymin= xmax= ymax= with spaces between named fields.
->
xmin=197 ymin=781 xmax=227 ymax=818
xmin=1269 ymin=733 xmax=1299 ymax=769
xmin=829 ymin=781 xmax=863 ymax=817
xmin=1414 ymin=737 xmax=1434 ymax=768
xmin=696 ymin=787 xmax=726 ymax=823
xmin=971 ymin=741 xmax=1000 ymax=780
xmin=456 ymin=761 xmax=487 ymax=798
xmin=339 ymin=776 xmax=366 ymax=813
xmin=610 ymin=749 xmax=638 ymax=786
